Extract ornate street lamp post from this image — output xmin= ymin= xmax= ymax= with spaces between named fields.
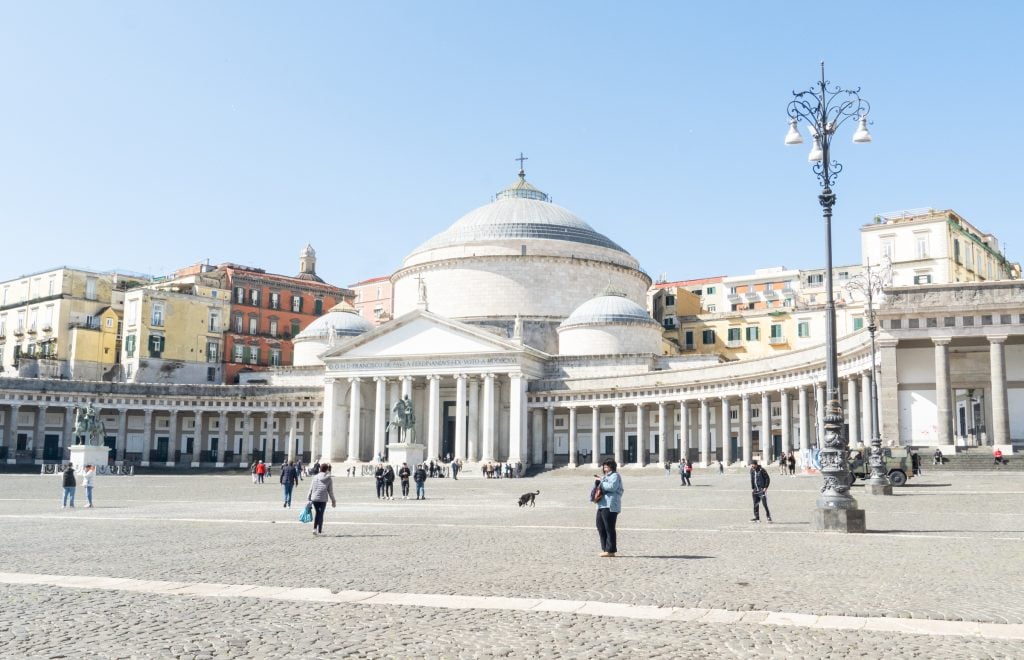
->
xmin=846 ymin=259 xmax=893 ymax=495
xmin=785 ymin=62 xmax=872 ymax=532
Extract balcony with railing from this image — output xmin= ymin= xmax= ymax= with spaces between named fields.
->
xmin=768 ymin=335 xmax=788 ymax=345
xmin=726 ymin=339 xmax=743 ymax=348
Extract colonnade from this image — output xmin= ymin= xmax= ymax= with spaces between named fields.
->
xmin=0 ymin=402 xmax=320 ymax=467
xmin=528 ymin=372 xmax=881 ymax=468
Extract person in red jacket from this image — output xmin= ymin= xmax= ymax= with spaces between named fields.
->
xmin=255 ymin=460 xmax=268 ymax=484
xmin=994 ymin=448 xmax=1004 ymax=465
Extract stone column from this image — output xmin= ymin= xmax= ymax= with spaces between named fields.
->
xmin=287 ymin=411 xmax=299 ymax=462
xmin=167 ymin=411 xmax=178 ymax=466
xmin=5 ymin=404 xmax=21 ymax=460
xmin=591 ymin=405 xmax=600 ymax=467
xmin=878 ymin=338 xmax=900 ymax=446
xmin=636 ymin=403 xmax=647 ymax=466
xmin=740 ymin=395 xmax=752 ymax=465
xmin=544 ymin=406 xmax=555 ymax=468
xmin=815 ymin=383 xmax=825 ymax=449
xmin=481 ymin=373 xmax=495 ymax=462
xmin=373 ymin=376 xmax=387 ymax=461
xmin=934 ymin=337 xmax=953 ymax=447
xmin=847 ymin=377 xmax=860 ymax=449
xmin=679 ymin=401 xmax=690 ymax=463
xmin=217 ymin=411 xmax=228 ymax=464
xmin=348 ymin=378 xmax=362 ymax=462
xmin=427 ymin=375 xmax=441 ymax=461
xmin=798 ymin=386 xmax=809 ymax=452
xmin=116 ymin=409 xmax=128 ymax=461
xmin=761 ymin=392 xmax=771 ymax=463
xmin=657 ymin=402 xmax=668 ymax=467
xmin=321 ymin=379 xmax=347 ymax=463
xmin=699 ymin=399 xmax=710 ymax=466
xmin=401 ymin=376 xmax=413 ymax=400
xmin=387 ymin=380 xmax=400 ymax=444
xmin=508 ymin=374 xmax=526 ymax=465
xmin=721 ymin=398 xmax=732 ymax=465
xmin=531 ymin=408 xmax=544 ymax=466
xmin=613 ymin=404 xmax=624 ymax=465
xmin=33 ymin=405 xmax=47 ymax=461
xmin=860 ymin=372 xmax=872 ymax=445
xmin=567 ymin=406 xmax=578 ymax=467
xmin=467 ymin=377 xmax=480 ymax=461
xmin=191 ymin=411 xmax=203 ymax=466
xmin=142 ymin=410 xmax=154 ymax=465
xmin=309 ymin=413 xmax=322 ymax=464
xmin=780 ymin=390 xmax=791 ymax=455
xmin=455 ymin=375 xmax=468 ymax=461
xmin=989 ymin=335 xmax=1010 ymax=446
xmin=62 ymin=405 xmax=74 ymax=454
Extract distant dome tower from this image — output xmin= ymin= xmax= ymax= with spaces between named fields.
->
xmin=297 ymin=244 xmax=323 ymax=282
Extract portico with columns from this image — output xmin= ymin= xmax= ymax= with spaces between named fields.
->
xmin=315 ymin=309 xmax=546 ymax=466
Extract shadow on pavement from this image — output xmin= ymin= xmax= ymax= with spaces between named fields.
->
xmin=902 ymin=483 xmax=953 ymax=488
xmin=623 ymin=555 xmax=714 ymax=560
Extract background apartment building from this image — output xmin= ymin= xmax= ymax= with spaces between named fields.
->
xmin=652 ymin=209 xmax=1019 ymax=362
xmin=0 ymin=267 xmax=147 ymax=380
xmin=350 ymin=275 xmax=393 ymax=326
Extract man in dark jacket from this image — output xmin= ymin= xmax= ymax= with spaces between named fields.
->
xmin=413 ymin=464 xmax=428 ymax=500
xmin=62 ymin=465 xmax=77 ymax=508
xmin=280 ymin=461 xmax=301 ymax=508
xmin=374 ymin=464 xmax=386 ymax=499
xmin=398 ymin=463 xmax=411 ymax=499
xmin=383 ymin=464 xmax=396 ymax=500
xmin=749 ymin=461 xmax=772 ymax=523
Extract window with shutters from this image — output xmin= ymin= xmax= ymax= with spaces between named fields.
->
xmin=701 ymin=329 xmax=715 ymax=345
xmin=148 ymin=335 xmax=164 ymax=358
xmin=291 ymin=295 xmax=303 ymax=312
xmin=125 ymin=335 xmax=136 ymax=357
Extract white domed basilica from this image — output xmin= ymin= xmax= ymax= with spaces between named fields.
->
xmin=237 ymin=164 xmax=1020 ymax=476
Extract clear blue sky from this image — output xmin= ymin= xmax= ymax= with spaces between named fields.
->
xmin=1 ymin=2 xmax=1021 ymax=287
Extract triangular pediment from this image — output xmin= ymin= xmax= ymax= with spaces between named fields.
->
xmin=321 ymin=310 xmax=533 ymax=360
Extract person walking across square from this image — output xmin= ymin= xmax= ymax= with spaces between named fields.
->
xmin=307 ymin=463 xmax=336 ymax=536
xmin=749 ymin=460 xmax=772 ymax=523
xmin=398 ymin=463 xmax=411 ymax=499
xmin=280 ymin=460 xmax=300 ymax=508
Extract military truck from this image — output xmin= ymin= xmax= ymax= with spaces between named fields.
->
xmin=848 ymin=447 xmax=912 ymax=486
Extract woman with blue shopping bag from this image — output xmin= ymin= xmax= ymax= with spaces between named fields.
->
xmin=305 ymin=463 xmax=336 ymax=536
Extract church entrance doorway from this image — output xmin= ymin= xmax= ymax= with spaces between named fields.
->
xmin=626 ymin=434 xmax=637 ymax=463
xmin=43 ymin=434 xmax=61 ymax=461
xmin=442 ymin=402 xmax=458 ymax=461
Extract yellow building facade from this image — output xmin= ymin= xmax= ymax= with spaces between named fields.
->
xmin=121 ymin=285 xmax=230 ymax=384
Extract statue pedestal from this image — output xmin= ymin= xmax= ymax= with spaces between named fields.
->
xmin=387 ymin=442 xmax=426 ymax=467
xmin=69 ymin=444 xmax=111 ymax=472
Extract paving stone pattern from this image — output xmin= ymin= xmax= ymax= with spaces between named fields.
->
xmin=1 ymin=468 xmax=1023 ymax=658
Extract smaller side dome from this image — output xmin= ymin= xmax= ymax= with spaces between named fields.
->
xmin=559 ymin=293 xmax=661 ymax=330
xmin=558 ymin=293 xmax=662 ymax=357
xmin=292 ymin=302 xmax=374 ymax=366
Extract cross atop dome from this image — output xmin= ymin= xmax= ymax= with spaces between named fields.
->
xmin=515 ymin=152 xmax=528 ymax=178
xmin=496 ymin=154 xmax=549 ymax=202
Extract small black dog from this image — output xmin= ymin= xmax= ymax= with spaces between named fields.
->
xmin=517 ymin=490 xmax=540 ymax=507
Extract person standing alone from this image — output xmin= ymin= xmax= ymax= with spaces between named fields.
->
xmin=82 ymin=464 xmax=96 ymax=508
xmin=398 ymin=463 xmax=411 ymax=499
xmin=61 ymin=465 xmax=77 ymax=509
xmin=749 ymin=460 xmax=772 ymax=523
xmin=413 ymin=463 xmax=427 ymax=500
xmin=594 ymin=459 xmax=624 ymax=557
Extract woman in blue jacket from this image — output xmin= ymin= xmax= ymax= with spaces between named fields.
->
xmin=594 ymin=459 xmax=624 ymax=557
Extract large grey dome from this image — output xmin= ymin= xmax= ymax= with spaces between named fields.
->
xmin=560 ymin=294 xmax=660 ymax=330
xmin=405 ymin=172 xmax=628 ymax=258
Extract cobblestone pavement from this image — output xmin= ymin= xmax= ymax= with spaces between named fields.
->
xmin=1 ymin=468 xmax=1023 ymax=658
